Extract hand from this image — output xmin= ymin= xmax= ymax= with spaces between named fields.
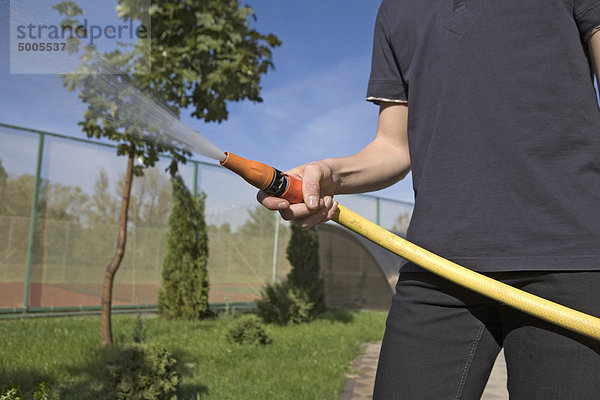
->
xmin=257 ymin=161 xmax=338 ymax=228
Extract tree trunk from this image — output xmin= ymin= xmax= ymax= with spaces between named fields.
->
xmin=101 ymin=144 xmax=135 ymax=347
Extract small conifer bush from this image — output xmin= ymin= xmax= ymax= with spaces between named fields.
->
xmin=158 ymin=174 xmax=210 ymax=320
xmin=132 ymin=313 xmax=146 ymax=343
xmin=105 ymin=343 xmax=179 ymax=400
xmin=226 ymin=315 xmax=272 ymax=345
xmin=0 ymin=382 xmax=58 ymax=400
xmin=32 ymin=382 xmax=59 ymax=400
xmin=256 ymin=281 xmax=314 ymax=325
xmin=0 ymin=388 xmax=22 ymax=400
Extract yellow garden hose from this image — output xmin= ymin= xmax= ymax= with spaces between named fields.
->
xmin=333 ymin=204 xmax=600 ymax=341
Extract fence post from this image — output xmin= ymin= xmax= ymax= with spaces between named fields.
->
xmin=376 ymin=197 xmax=381 ymax=226
xmin=271 ymin=213 xmax=280 ymax=283
xmin=23 ymin=132 xmax=45 ymax=311
xmin=193 ymin=162 xmax=198 ymax=197
xmin=5 ymin=218 xmax=13 ymax=281
xmin=61 ymin=222 xmax=70 ymax=282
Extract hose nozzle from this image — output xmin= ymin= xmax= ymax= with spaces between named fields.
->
xmin=220 ymin=152 xmax=303 ymax=203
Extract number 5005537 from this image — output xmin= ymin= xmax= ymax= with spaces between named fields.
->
xmin=17 ymin=42 xmax=66 ymax=51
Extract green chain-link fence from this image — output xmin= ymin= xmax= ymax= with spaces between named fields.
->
xmin=0 ymin=122 xmax=414 ymax=315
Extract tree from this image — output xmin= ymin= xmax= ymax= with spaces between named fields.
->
xmin=238 ymin=205 xmax=278 ymax=237
xmin=286 ymin=224 xmax=325 ymax=315
xmin=2 ymin=175 xmax=42 ymax=218
xmin=237 ymin=205 xmax=282 ymax=275
xmin=391 ymin=212 xmax=411 ymax=233
xmin=55 ymin=0 xmax=280 ymax=345
xmin=43 ymin=182 xmax=90 ymax=223
xmin=158 ymin=175 xmax=210 ymax=319
xmin=86 ymin=169 xmax=119 ymax=226
xmin=1 ymin=172 xmax=88 ymax=221
xmin=129 ymin=167 xmax=172 ymax=227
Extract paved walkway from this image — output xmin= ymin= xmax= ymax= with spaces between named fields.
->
xmin=340 ymin=343 xmax=508 ymax=400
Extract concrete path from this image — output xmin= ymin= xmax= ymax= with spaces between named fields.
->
xmin=340 ymin=343 xmax=508 ymax=400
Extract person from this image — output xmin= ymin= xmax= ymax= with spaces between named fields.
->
xmin=260 ymin=1 xmax=600 ymax=398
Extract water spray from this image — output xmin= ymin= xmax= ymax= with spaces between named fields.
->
xmin=217 ymin=151 xmax=600 ymax=341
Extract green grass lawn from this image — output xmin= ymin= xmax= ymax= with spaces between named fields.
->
xmin=0 ymin=309 xmax=387 ymax=399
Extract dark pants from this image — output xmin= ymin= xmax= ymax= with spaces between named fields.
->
xmin=373 ymin=270 xmax=600 ymax=400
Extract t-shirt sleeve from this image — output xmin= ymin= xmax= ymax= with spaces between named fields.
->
xmin=366 ymin=5 xmax=408 ymax=105
xmin=574 ymin=0 xmax=600 ymax=40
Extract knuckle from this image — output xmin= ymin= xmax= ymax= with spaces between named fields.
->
xmin=304 ymin=182 xmax=320 ymax=191
xmin=304 ymin=163 xmax=322 ymax=177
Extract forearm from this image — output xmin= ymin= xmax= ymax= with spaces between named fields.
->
xmin=322 ymin=103 xmax=411 ymax=195
xmin=323 ymin=137 xmax=410 ymax=194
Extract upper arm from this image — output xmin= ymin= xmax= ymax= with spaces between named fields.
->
xmin=589 ymin=29 xmax=600 ymax=80
xmin=374 ymin=102 xmax=410 ymax=168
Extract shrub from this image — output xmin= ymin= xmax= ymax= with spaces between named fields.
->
xmin=132 ymin=313 xmax=146 ymax=344
xmin=256 ymin=281 xmax=314 ymax=325
xmin=286 ymin=224 xmax=325 ymax=315
xmin=0 ymin=388 xmax=22 ymax=400
xmin=0 ymin=382 xmax=58 ymax=400
xmin=226 ymin=315 xmax=272 ymax=346
xmin=32 ymin=382 xmax=59 ymax=400
xmin=158 ymin=174 xmax=210 ymax=320
xmin=33 ymin=382 xmax=60 ymax=400
xmin=105 ymin=343 xmax=179 ymax=400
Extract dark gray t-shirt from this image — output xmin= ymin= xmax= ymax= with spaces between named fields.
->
xmin=367 ymin=0 xmax=600 ymax=271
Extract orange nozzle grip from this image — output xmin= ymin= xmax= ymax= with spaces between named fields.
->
xmin=281 ymin=174 xmax=303 ymax=204
xmin=220 ymin=152 xmax=275 ymax=190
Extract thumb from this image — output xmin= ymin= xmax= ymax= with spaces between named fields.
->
xmin=301 ymin=163 xmax=323 ymax=209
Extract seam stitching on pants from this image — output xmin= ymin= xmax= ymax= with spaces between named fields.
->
xmin=454 ymin=322 xmax=485 ymax=400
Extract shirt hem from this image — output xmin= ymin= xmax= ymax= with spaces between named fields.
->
xmin=584 ymin=24 xmax=600 ymax=41
xmin=365 ymin=96 xmax=408 ymax=105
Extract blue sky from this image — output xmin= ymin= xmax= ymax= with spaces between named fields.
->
xmin=0 ymin=0 xmax=415 ymax=203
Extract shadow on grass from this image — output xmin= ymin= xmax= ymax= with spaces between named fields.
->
xmin=58 ymin=347 xmax=115 ymax=400
xmin=316 ymin=307 xmax=356 ymax=323
xmin=0 ymin=346 xmax=111 ymax=399
xmin=57 ymin=344 xmax=209 ymax=399
xmin=0 ymin=370 xmax=55 ymax=398
xmin=171 ymin=347 xmax=209 ymax=399
xmin=179 ymin=383 xmax=209 ymax=399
